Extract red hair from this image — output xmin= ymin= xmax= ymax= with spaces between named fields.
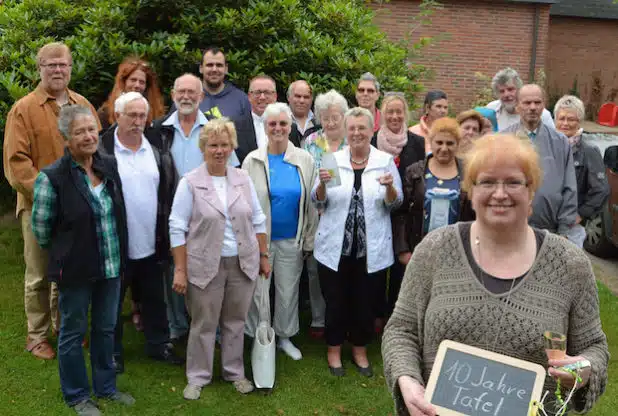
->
xmin=101 ymin=57 xmax=165 ymax=126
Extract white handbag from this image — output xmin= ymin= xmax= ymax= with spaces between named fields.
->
xmin=251 ymin=275 xmax=276 ymax=389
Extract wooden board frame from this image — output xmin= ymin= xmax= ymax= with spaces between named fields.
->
xmin=425 ymin=340 xmax=546 ymax=416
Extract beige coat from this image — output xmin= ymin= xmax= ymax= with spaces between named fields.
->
xmin=241 ymin=141 xmax=317 ymax=251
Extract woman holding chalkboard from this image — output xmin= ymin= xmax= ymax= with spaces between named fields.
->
xmin=382 ymin=133 xmax=609 ymax=416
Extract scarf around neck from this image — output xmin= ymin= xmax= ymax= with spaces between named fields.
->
xmin=377 ymin=125 xmax=408 ymax=157
xmin=568 ymin=128 xmax=584 ymax=147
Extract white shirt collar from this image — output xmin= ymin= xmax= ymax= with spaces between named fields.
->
xmin=113 ymin=127 xmax=148 ymax=153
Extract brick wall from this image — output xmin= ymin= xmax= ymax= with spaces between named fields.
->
xmin=547 ymin=16 xmax=618 ymax=119
xmin=369 ymin=0 xmax=551 ymax=114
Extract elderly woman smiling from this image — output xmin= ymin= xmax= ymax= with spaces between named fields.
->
xmin=554 ymin=95 xmax=609 ymax=227
xmin=169 ymin=118 xmax=269 ymax=399
xmin=243 ymin=102 xmax=317 ymax=361
xmin=382 ymin=133 xmax=609 ymax=416
xmin=32 ymin=105 xmax=134 ymax=415
xmin=313 ymin=107 xmax=402 ymax=377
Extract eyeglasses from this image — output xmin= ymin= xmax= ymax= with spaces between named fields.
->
xmin=122 ymin=112 xmax=148 ymax=121
xmin=267 ymin=120 xmax=289 ymax=128
xmin=320 ymin=114 xmax=343 ymax=124
xmin=250 ymin=90 xmax=276 ymax=97
xmin=357 ymin=87 xmax=376 ymax=94
xmin=473 ymin=179 xmax=528 ymax=192
xmin=41 ymin=63 xmax=71 ymax=70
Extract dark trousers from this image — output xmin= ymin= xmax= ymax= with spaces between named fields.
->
xmin=114 ymin=255 xmax=170 ymax=358
xmin=318 ymin=256 xmax=385 ymax=347
xmin=386 ymin=260 xmax=406 ymax=317
xmin=58 ymin=277 xmax=120 ymax=406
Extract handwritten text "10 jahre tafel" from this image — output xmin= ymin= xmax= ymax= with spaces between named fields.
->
xmin=444 ymin=360 xmax=529 ymax=415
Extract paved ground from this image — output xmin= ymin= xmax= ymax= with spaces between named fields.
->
xmin=589 ymin=253 xmax=618 ymax=295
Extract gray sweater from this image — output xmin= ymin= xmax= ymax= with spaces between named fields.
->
xmin=502 ymin=123 xmax=578 ymax=234
xmin=382 ymin=224 xmax=608 ymax=415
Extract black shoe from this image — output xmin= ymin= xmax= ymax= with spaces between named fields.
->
xmin=112 ymin=355 xmax=124 ymax=374
xmin=171 ymin=333 xmax=189 ymax=348
xmin=150 ymin=346 xmax=185 ymax=365
xmin=328 ymin=365 xmax=345 ymax=377
xmin=352 ymin=360 xmax=373 ymax=378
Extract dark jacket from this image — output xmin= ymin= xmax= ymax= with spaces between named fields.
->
xmin=290 ymin=119 xmax=321 ymax=148
xmin=42 ymin=149 xmax=128 ymax=285
xmin=197 ymin=81 xmax=256 ymax=164
xmin=392 ymin=157 xmax=474 ymax=255
xmin=574 ymin=137 xmax=610 ymax=219
xmin=371 ymin=131 xmax=426 ymax=181
xmin=99 ymin=126 xmax=177 ymax=261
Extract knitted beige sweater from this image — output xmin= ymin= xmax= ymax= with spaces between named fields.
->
xmin=382 ymin=223 xmax=608 ymax=415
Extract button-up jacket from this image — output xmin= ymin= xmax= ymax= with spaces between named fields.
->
xmin=241 ymin=141 xmax=317 ymax=251
xmin=311 ymin=146 xmax=403 ymax=273
xmin=3 ymin=84 xmax=100 ymax=216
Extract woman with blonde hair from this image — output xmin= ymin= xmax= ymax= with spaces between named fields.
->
xmin=371 ymin=92 xmax=425 ymax=323
xmin=383 ymin=133 xmax=608 ymax=416
xmin=393 ymin=117 xmax=474 ymax=267
xmin=98 ymin=57 xmax=165 ymax=130
xmin=169 ymin=117 xmax=270 ymax=398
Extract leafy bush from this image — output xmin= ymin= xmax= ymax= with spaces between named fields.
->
xmin=0 ymin=0 xmax=431 ymax=209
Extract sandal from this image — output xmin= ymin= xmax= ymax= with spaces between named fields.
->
xmin=26 ymin=337 xmax=55 ymax=360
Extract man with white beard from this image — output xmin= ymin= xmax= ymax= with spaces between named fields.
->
xmin=151 ymin=73 xmax=239 ymax=346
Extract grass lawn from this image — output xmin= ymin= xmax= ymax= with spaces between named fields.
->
xmin=0 ymin=219 xmax=616 ymax=415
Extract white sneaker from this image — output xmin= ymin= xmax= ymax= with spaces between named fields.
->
xmin=277 ymin=338 xmax=302 ymax=360
xmin=183 ymin=384 xmax=202 ymax=400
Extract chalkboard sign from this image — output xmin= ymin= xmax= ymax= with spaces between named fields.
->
xmin=425 ymin=340 xmax=546 ymax=416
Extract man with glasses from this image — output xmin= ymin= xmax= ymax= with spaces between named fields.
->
xmin=100 ymin=92 xmax=183 ymax=373
xmin=502 ymin=84 xmax=578 ymax=241
xmin=151 ymin=73 xmax=213 ymax=347
xmin=248 ymin=75 xmax=278 ymax=150
xmin=3 ymin=42 xmax=99 ymax=360
xmin=355 ymin=72 xmax=381 ymax=132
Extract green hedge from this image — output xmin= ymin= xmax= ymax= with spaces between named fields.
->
xmin=0 ymin=0 xmax=432 ymax=210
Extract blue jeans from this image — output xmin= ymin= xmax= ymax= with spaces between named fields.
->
xmin=164 ymin=262 xmax=189 ymax=339
xmin=58 ymin=277 xmax=121 ymax=406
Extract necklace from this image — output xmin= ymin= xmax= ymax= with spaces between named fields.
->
xmin=350 ymin=155 xmax=369 ymax=165
xmin=474 ymin=229 xmax=518 ymax=353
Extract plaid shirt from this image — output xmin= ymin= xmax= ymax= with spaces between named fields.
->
xmin=32 ymin=162 xmax=121 ymax=279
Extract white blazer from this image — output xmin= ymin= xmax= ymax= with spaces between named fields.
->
xmin=312 ymin=145 xmax=402 ymax=273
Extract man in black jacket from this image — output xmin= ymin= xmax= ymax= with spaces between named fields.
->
xmin=288 ymin=80 xmax=320 ymax=147
xmin=100 ymin=92 xmax=183 ymax=372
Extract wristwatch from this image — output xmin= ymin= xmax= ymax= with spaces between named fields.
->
xmin=260 ymin=252 xmax=270 ymax=259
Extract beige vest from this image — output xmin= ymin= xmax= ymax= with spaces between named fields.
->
xmin=184 ymin=164 xmax=260 ymax=289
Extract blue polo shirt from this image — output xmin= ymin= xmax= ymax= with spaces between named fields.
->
xmin=268 ymin=153 xmax=301 ymax=240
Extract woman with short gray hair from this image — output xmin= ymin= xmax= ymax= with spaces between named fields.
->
xmin=554 ymin=95 xmax=609 ymax=238
xmin=303 ymin=90 xmax=349 ymax=338
xmin=242 ymin=102 xmax=317 ymax=361
xmin=32 ymin=105 xmax=134 ymax=414
xmin=313 ymin=107 xmax=402 ymax=378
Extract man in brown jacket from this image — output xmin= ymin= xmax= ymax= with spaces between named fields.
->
xmin=3 ymin=42 xmax=99 ymax=360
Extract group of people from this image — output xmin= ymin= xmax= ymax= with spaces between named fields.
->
xmin=2 ymin=41 xmax=609 ymax=416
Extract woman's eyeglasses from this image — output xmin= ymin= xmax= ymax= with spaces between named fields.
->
xmin=473 ymin=179 xmax=528 ymax=192
xmin=267 ymin=121 xmax=289 ymax=128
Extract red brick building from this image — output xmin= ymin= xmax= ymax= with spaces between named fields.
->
xmin=370 ymin=0 xmax=618 ymax=118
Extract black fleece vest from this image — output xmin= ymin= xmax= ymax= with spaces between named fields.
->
xmin=41 ymin=150 xmax=127 ymax=285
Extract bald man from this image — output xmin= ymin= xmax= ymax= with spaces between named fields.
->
xmin=287 ymin=80 xmax=320 ymax=147
xmin=502 ymin=84 xmax=578 ymax=241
